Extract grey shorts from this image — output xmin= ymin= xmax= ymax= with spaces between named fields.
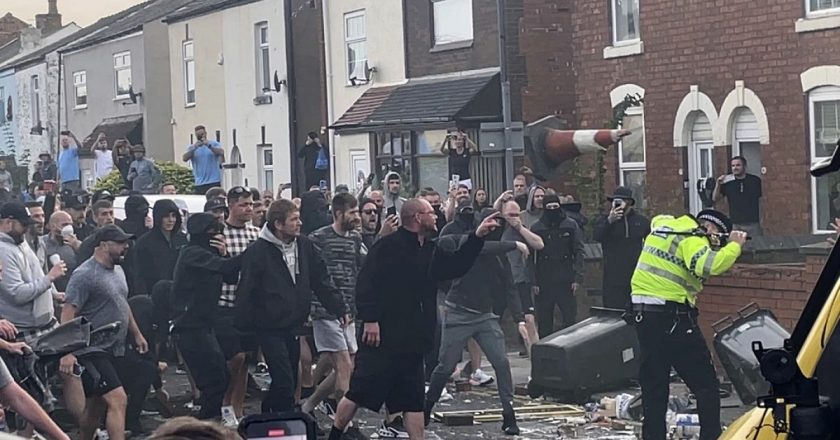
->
xmin=313 ymin=319 xmax=357 ymax=354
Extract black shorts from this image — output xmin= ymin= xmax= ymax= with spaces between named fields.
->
xmin=215 ymin=307 xmax=257 ymax=360
xmin=518 ymin=283 xmax=535 ymax=315
xmin=345 ymin=347 xmax=424 ymax=413
xmin=78 ymin=352 xmax=123 ymax=397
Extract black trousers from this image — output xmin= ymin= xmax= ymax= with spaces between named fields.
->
xmin=257 ymin=331 xmax=300 ymax=413
xmin=113 ymin=353 xmax=158 ymax=430
xmin=635 ymin=310 xmax=721 ymax=440
xmin=176 ymin=329 xmax=230 ymax=420
xmin=535 ymin=282 xmax=576 ymax=339
xmin=602 ymin=284 xmax=631 ymax=310
xmin=194 ymin=182 xmax=221 ymax=196
xmin=424 ymin=306 xmax=443 ymax=382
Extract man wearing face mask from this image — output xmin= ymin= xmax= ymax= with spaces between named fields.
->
xmin=171 ymin=213 xmax=243 ymax=420
xmin=530 ymin=194 xmax=584 ymax=337
xmin=630 ymin=211 xmax=747 ymax=440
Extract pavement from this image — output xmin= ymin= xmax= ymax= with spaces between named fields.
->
xmin=51 ymin=351 xmax=751 ymax=439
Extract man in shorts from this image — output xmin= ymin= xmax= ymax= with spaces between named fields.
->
xmin=303 ymin=194 xmax=364 ymax=426
xmin=60 ymin=225 xmax=148 ymax=440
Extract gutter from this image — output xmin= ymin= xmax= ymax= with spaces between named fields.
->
xmin=322 ymin=0 xmax=337 ymax=187
xmin=284 ymin=0 xmax=299 ymax=196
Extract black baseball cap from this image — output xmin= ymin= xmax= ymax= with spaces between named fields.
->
xmin=204 ymin=198 xmax=228 ymax=213
xmin=92 ymin=189 xmax=115 ymax=203
xmin=0 ymin=202 xmax=33 ymax=226
xmin=94 ymin=224 xmax=134 ymax=245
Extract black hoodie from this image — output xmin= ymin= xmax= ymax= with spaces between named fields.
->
xmin=116 ymin=195 xmax=151 ymax=294
xmin=437 ymin=209 xmax=523 ymax=322
xmin=134 ymin=199 xmax=189 ymax=295
xmin=300 ymin=190 xmax=331 ymax=235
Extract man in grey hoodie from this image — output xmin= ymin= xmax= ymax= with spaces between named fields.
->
xmin=0 ymin=202 xmax=66 ymax=338
xmin=383 ymin=171 xmax=406 ymax=219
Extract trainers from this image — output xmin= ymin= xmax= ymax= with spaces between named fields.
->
xmin=470 ymin=368 xmax=495 ymax=386
xmin=255 ymin=362 xmax=269 ymax=375
xmin=502 ymin=411 xmax=520 ymax=435
xmin=221 ymin=406 xmax=239 ymax=428
xmin=317 ymin=399 xmax=337 ymax=419
xmin=95 ymin=429 xmax=110 ymax=440
xmin=439 ymin=386 xmax=454 ymax=402
xmin=341 ymin=426 xmax=368 ymax=440
xmin=377 ymin=416 xmax=410 ymax=438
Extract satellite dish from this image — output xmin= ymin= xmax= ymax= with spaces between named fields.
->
xmin=363 ymin=61 xmax=377 ymax=83
xmin=128 ymin=86 xmax=143 ymax=104
xmin=273 ymin=71 xmax=287 ymax=92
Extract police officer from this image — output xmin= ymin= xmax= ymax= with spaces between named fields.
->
xmin=630 ymin=210 xmax=748 ymax=440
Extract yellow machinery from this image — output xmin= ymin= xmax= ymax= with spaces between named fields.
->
xmin=721 ymin=143 xmax=840 ymax=440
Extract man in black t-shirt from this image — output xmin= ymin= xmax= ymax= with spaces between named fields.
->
xmin=440 ymin=130 xmax=478 ymax=189
xmin=713 ymin=156 xmax=763 ymax=236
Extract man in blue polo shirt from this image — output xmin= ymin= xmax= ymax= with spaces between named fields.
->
xmin=58 ymin=131 xmax=81 ymax=191
xmin=183 ymin=125 xmax=224 ymax=196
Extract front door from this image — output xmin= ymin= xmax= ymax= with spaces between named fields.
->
xmin=688 ymin=141 xmax=715 ymax=213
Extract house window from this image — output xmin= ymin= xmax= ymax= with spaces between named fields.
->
xmin=611 ymin=0 xmax=640 ymax=44
xmin=31 ymin=75 xmax=40 ymax=127
xmin=255 ymin=23 xmax=270 ymax=94
xmin=618 ymin=107 xmax=646 ymax=209
xmin=114 ymin=51 xmax=132 ymax=98
xmin=260 ymin=146 xmax=274 ymax=192
xmin=810 ymin=86 xmax=840 ymax=232
xmin=344 ymin=11 xmax=366 ymax=83
xmin=73 ymin=71 xmax=87 ymax=108
xmin=432 ymin=0 xmax=473 ymax=46
xmin=809 ymin=0 xmax=840 ymax=15
xmin=373 ymin=131 xmax=416 ymax=194
xmin=184 ymin=41 xmax=195 ymax=105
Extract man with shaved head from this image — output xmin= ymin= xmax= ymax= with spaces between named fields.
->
xmin=328 ymin=198 xmax=501 ymax=440
xmin=41 ymin=211 xmax=80 ymax=293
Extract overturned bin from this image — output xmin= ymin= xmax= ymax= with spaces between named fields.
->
xmin=529 ymin=307 xmax=640 ymax=402
xmin=712 ymin=303 xmax=789 ymax=405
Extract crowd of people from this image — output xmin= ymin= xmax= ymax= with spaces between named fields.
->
xmin=0 ymin=132 xmax=771 ymax=440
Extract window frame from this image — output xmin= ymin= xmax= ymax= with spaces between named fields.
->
xmin=73 ymin=71 xmax=87 ymax=109
xmin=183 ymin=40 xmax=196 ymax=106
xmin=809 ymin=86 xmax=840 ymax=233
xmin=807 ymin=0 xmax=840 ymax=17
xmin=259 ymin=145 xmax=274 ymax=192
xmin=618 ymin=106 xmax=646 ymax=208
xmin=432 ymin=0 xmax=474 ymax=47
xmin=610 ymin=0 xmax=641 ymax=45
xmin=344 ymin=10 xmax=367 ymax=84
xmin=255 ymin=22 xmax=270 ymax=95
xmin=113 ymin=51 xmax=132 ymax=99
xmin=30 ymin=75 xmax=40 ymax=127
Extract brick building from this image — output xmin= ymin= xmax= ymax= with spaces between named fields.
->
xmin=330 ymin=0 xmax=527 ymax=198
xmin=0 ymin=13 xmax=28 ymax=48
xmin=521 ymin=0 xmax=840 ymax=235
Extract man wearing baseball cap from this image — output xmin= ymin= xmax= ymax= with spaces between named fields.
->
xmin=61 ymin=224 xmax=148 ymax=440
xmin=629 ymin=209 xmax=748 ymax=440
xmin=0 ymin=202 xmax=66 ymax=337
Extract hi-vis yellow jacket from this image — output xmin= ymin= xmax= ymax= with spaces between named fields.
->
xmin=630 ymin=215 xmax=742 ymax=306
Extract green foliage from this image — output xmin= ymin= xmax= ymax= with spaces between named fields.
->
xmin=93 ymin=161 xmax=195 ymax=194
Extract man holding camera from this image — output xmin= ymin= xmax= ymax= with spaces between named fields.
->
xmin=183 ymin=125 xmax=224 ymax=196
xmin=593 ymin=186 xmax=650 ymax=309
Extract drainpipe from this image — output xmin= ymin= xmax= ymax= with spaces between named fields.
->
xmin=321 ymin=0 xmax=337 ymax=187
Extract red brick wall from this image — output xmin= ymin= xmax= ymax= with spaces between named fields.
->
xmin=523 ymin=0 xmax=840 ymax=234
xmin=402 ymin=0 xmax=525 ymax=119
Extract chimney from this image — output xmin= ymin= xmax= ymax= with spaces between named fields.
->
xmin=35 ymin=0 xmax=62 ymax=37
xmin=19 ymin=28 xmax=42 ymax=51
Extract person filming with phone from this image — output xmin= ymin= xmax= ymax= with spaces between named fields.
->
xmin=440 ymin=129 xmax=478 ymax=190
xmin=593 ymin=186 xmax=650 ymax=309
xmin=712 ymin=156 xmax=763 ymax=237
xmin=183 ymin=125 xmax=225 ymax=196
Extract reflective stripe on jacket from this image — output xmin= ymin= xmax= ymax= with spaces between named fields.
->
xmin=631 ymin=215 xmax=741 ymax=306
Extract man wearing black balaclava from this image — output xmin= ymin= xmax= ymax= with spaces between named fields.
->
xmin=117 ymin=194 xmax=150 ymax=295
xmin=530 ymin=194 xmax=585 ymax=337
xmin=171 ymin=213 xmax=242 ymax=420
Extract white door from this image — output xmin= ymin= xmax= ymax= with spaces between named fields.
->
xmin=687 ymin=113 xmax=714 ymax=213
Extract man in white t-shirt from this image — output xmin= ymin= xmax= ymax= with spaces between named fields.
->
xmin=93 ymin=133 xmax=114 ymax=180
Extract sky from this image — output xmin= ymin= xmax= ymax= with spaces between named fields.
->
xmin=4 ymin=0 xmax=147 ymax=27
